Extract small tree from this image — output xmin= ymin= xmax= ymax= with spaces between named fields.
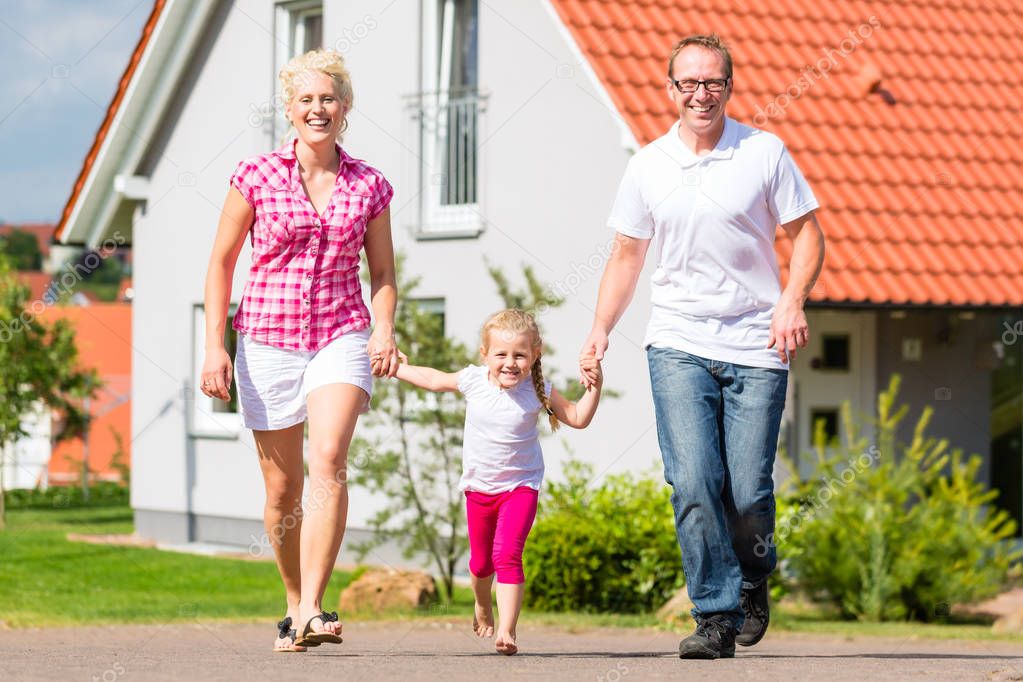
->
xmin=0 ymin=229 xmax=43 ymax=271
xmin=777 ymin=376 xmax=1021 ymax=621
xmin=352 ymin=257 xmax=612 ymax=598
xmin=0 ymin=254 xmax=98 ymax=528
xmin=350 ymin=256 xmax=473 ymax=600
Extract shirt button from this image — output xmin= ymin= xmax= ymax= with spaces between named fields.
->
xmin=311 ymin=249 xmax=317 ymax=255
xmin=303 ymin=324 xmax=309 ymax=330
xmin=306 ymin=273 xmax=313 ymax=280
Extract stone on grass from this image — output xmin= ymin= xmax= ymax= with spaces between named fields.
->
xmin=656 ymin=587 xmax=695 ymax=626
xmin=339 ymin=569 xmax=439 ymax=614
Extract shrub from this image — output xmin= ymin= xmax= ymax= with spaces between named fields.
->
xmin=524 ymin=460 xmax=683 ymax=613
xmin=4 ymin=482 xmax=128 ymax=510
xmin=775 ymin=376 xmax=1021 ymax=621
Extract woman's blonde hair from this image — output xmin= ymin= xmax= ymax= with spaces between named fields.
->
xmin=480 ymin=309 xmax=559 ymax=431
xmin=279 ymin=48 xmax=354 ymax=140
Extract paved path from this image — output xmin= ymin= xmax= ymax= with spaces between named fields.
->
xmin=3 ymin=621 xmax=1022 ymax=681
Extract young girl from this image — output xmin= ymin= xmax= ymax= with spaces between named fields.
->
xmin=385 ymin=309 xmax=602 ymax=655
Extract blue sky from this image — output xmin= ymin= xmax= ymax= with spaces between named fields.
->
xmin=0 ymin=0 xmax=154 ymax=224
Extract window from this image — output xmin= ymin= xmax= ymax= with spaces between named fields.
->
xmin=991 ymin=313 xmax=1023 ymax=537
xmin=403 ymin=298 xmax=447 ymax=411
xmin=416 ymin=298 xmax=446 ymax=335
xmin=191 ymin=305 xmax=241 ymax=437
xmin=414 ymin=0 xmax=484 ymax=236
xmin=273 ymin=1 xmax=324 ymax=142
xmin=821 ymin=334 xmax=850 ymax=371
xmin=810 ymin=408 xmax=840 ymax=446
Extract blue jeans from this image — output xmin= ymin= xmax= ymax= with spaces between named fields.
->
xmin=647 ymin=346 xmax=788 ymax=630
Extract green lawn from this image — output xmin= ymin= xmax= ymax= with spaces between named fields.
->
xmin=0 ymin=506 xmax=356 ymax=628
xmin=1 ymin=506 xmax=1020 ymax=642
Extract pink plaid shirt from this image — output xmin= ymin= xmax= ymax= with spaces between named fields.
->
xmin=230 ymin=140 xmax=393 ymax=352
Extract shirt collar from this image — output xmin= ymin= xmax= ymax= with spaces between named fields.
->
xmin=665 ymin=117 xmax=737 ymax=168
xmin=270 ymin=138 xmax=351 ymax=191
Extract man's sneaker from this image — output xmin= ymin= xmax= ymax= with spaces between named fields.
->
xmin=678 ymin=615 xmax=736 ymax=659
xmin=736 ymin=581 xmax=769 ymax=646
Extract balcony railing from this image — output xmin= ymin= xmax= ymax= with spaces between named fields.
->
xmin=407 ymin=89 xmax=486 ymax=235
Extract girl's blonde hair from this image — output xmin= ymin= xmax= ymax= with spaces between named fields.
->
xmin=480 ymin=309 xmax=559 ymax=432
xmin=279 ymin=48 xmax=354 ymax=140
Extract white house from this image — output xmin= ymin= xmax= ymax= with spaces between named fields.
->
xmin=56 ymin=0 xmax=1023 ymax=555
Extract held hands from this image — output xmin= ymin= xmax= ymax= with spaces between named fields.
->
xmin=579 ymin=353 xmax=603 ymax=390
xmin=578 ymin=328 xmax=609 ymax=389
xmin=767 ymin=295 xmax=809 ymax=364
xmin=200 ymin=347 xmax=233 ymax=401
xmin=367 ymin=327 xmax=401 ymax=378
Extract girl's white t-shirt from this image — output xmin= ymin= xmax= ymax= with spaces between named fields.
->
xmin=457 ymin=364 xmax=552 ymax=494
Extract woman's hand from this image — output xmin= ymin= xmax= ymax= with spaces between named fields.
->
xmin=200 ymin=346 xmax=233 ymax=401
xmin=367 ymin=328 xmax=400 ymax=378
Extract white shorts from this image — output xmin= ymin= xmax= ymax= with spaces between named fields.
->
xmin=235 ymin=328 xmax=373 ymax=431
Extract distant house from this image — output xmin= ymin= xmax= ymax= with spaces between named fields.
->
xmin=15 ymin=271 xmax=56 ymax=303
xmin=42 ymin=304 xmax=133 ymax=486
xmin=1 ymin=303 xmax=132 ymax=490
xmin=54 ymin=0 xmax=1023 ymax=550
xmin=0 ymin=222 xmax=77 ymax=275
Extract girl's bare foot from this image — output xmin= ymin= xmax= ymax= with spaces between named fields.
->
xmin=495 ymin=631 xmax=518 ymax=655
xmin=473 ymin=600 xmax=495 ymax=637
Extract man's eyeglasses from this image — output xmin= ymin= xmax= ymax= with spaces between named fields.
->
xmin=671 ymin=78 xmax=730 ymax=94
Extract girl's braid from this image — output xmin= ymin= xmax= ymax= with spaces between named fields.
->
xmin=531 ymin=356 xmax=559 ymax=432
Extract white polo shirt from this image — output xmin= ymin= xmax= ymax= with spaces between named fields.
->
xmin=608 ymin=117 xmax=818 ymax=369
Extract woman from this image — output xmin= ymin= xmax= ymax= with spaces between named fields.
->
xmin=200 ymin=48 xmax=400 ymax=652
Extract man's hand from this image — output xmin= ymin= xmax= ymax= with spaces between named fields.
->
xmin=579 ymin=329 xmax=609 ymax=388
xmin=767 ymin=295 xmax=809 ymax=364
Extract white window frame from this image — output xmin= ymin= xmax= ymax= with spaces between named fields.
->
xmin=403 ymin=298 xmax=447 ymax=412
xmin=417 ymin=0 xmax=485 ymax=238
xmin=273 ymin=1 xmax=325 ymax=143
xmin=190 ymin=304 xmax=241 ymax=438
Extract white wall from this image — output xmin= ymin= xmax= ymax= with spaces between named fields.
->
xmin=343 ymin=0 xmax=663 ymax=498
xmin=131 ymin=0 xmax=665 ymax=539
xmin=3 ymin=402 xmax=51 ymax=490
xmin=131 ymin=0 xmax=280 ymax=523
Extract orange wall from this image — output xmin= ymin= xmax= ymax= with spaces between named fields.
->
xmin=37 ymin=304 xmax=132 ymax=485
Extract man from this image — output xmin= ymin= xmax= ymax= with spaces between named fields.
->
xmin=580 ymin=35 xmax=825 ymax=659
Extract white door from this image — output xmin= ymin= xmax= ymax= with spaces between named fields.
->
xmin=3 ymin=402 xmax=52 ymax=489
xmin=784 ymin=310 xmax=877 ymax=480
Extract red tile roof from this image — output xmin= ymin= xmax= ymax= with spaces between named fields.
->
xmin=550 ymin=0 xmax=1023 ymax=306
xmin=16 ymin=271 xmax=54 ymax=302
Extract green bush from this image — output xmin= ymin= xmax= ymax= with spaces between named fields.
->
xmin=775 ymin=376 xmax=1021 ymax=621
xmin=4 ymin=482 xmax=129 ymax=510
xmin=524 ymin=460 xmax=683 ymax=613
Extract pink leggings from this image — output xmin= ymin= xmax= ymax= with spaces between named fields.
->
xmin=465 ymin=486 xmax=539 ymax=584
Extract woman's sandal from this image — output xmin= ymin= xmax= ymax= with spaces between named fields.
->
xmin=273 ymin=616 xmax=312 ymax=652
xmin=295 ymin=610 xmax=344 ymax=647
